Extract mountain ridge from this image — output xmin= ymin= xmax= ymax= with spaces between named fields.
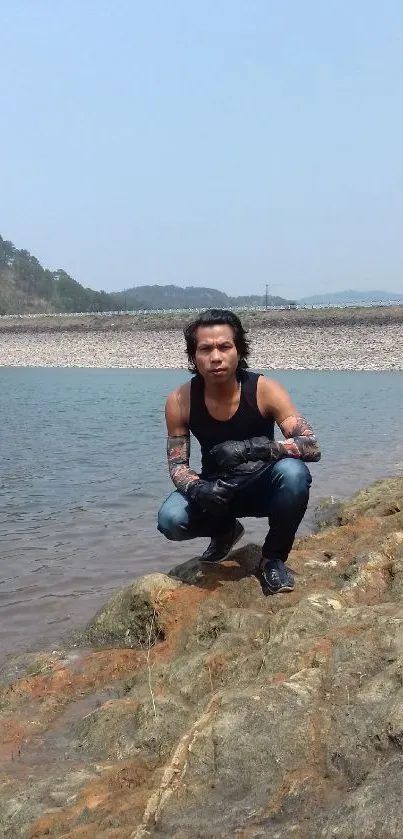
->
xmin=115 ymin=283 xmax=290 ymax=310
xmin=1 ymin=233 xmax=402 ymax=314
xmin=299 ymin=288 xmax=403 ymax=305
xmin=0 ymin=234 xmax=290 ymax=314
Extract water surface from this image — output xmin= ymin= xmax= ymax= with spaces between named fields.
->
xmin=1 ymin=368 xmax=402 ymax=662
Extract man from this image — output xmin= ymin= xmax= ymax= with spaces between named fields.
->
xmin=158 ymin=309 xmax=321 ymax=595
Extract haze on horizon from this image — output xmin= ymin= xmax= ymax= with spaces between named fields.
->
xmin=1 ymin=1 xmax=402 ymax=301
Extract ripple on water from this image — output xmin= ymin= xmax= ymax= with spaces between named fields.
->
xmin=1 ymin=367 xmax=403 ymax=663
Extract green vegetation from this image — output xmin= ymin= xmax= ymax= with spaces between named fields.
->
xmin=3 ymin=232 xmax=401 ymax=318
xmin=0 ymin=234 xmax=291 ymax=315
xmin=0 ymin=235 xmax=139 ymax=315
xmin=115 ymin=284 xmax=291 ymax=311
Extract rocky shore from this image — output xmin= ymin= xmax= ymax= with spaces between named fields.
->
xmin=1 ymin=322 xmax=403 ymax=369
xmin=1 ymin=476 xmax=403 ymax=837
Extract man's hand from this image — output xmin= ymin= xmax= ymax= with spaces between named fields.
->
xmin=210 ymin=440 xmax=249 ymax=471
xmin=211 ymin=430 xmax=320 ymax=471
xmin=187 ymin=478 xmax=235 ymax=516
xmin=210 ymin=438 xmax=287 ymax=470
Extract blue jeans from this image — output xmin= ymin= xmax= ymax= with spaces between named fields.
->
xmin=157 ymin=459 xmax=312 ymax=562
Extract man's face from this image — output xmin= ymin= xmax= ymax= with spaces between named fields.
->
xmin=194 ymin=324 xmax=240 ymax=382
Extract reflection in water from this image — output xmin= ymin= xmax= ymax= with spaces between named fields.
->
xmin=1 ymin=367 xmax=402 ymax=661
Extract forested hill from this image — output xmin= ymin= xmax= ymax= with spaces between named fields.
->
xmin=0 ymin=234 xmax=291 ymax=315
xmin=0 ymin=235 xmax=128 ymax=315
xmin=115 ymin=284 xmax=291 ymax=310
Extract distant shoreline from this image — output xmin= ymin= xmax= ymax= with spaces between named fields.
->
xmin=1 ymin=304 xmax=403 ymax=334
xmin=0 ymin=317 xmax=402 ymax=370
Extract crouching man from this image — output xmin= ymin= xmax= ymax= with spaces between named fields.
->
xmin=157 ymin=309 xmax=321 ymax=595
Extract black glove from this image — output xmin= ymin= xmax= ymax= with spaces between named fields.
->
xmin=210 ymin=437 xmax=283 ymax=471
xmin=210 ymin=440 xmax=249 ymax=470
xmin=186 ymin=478 xmax=235 ymax=516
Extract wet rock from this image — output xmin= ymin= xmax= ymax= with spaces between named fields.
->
xmin=81 ymin=573 xmax=181 ymax=648
xmin=2 ymin=476 xmax=403 ymax=838
xmin=169 ymin=542 xmax=261 ymax=585
xmin=338 ymin=476 xmax=403 ymax=524
xmin=313 ymin=496 xmax=343 ymax=530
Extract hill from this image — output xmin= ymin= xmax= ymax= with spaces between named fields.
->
xmin=0 ymin=235 xmax=292 ymax=315
xmin=116 ymin=284 xmax=291 ymax=310
xmin=0 ymin=235 xmax=136 ymax=315
xmin=9 ymin=234 xmax=402 ymax=316
xmin=299 ymin=289 xmax=403 ymax=306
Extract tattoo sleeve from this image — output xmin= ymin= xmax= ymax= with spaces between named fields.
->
xmin=278 ymin=416 xmax=321 ymax=462
xmin=167 ymin=434 xmax=199 ymax=493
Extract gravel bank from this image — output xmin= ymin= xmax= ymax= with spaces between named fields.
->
xmin=0 ymin=323 xmax=402 ymax=370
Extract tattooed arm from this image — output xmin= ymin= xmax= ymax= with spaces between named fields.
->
xmin=210 ymin=424 xmax=321 ymax=470
xmin=210 ymin=377 xmax=321 ymax=471
xmin=167 ymin=433 xmax=200 ymax=493
xmin=165 ymin=386 xmax=199 ymax=494
xmin=260 ymin=376 xmax=321 ymax=461
xmin=278 ymin=415 xmax=321 ymax=461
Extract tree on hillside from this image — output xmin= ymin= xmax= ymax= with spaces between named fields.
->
xmin=0 ymin=234 xmax=129 ymax=314
xmin=0 ymin=237 xmax=15 ymax=268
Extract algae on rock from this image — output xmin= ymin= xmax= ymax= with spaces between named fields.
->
xmin=2 ymin=477 xmax=403 ymax=838
xmin=82 ymin=573 xmax=181 ymax=648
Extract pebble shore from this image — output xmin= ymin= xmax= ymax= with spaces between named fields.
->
xmin=0 ymin=322 xmax=402 ymax=369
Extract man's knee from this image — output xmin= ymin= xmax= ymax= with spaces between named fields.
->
xmin=157 ymin=493 xmax=189 ymax=541
xmin=272 ymin=458 xmax=312 ymax=498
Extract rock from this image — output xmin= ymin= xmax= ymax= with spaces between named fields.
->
xmin=388 ymin=546 xmax=403 ymax=599
xmin=312 ymin=477 xmax=403 ymax=532
xmin=168 ymin=542 xmax=261 ymax=584
xmin=313 ymin=496 xmax=343 ymax=530
xmin=81 ymin=573 xmax=181 ymax=648
xmin=338 ymin=476 xmax=403 ymax=524
xmin=318 ymin=756 xmax=403 ymax=838
xmin=2 ymin=477 xmax=403 ymax=838
xmin=74 ymin=690 xmax=192 ymax=762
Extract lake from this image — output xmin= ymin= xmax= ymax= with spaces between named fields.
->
xmin=1 ymin=368 xmax=402 ymax=663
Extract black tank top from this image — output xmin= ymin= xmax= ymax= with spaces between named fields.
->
xmin=189 ymin=369 xmax=274 ymax=477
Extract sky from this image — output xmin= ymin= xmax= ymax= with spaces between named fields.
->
xmin=1 ymin=1 xmax=402 ymax=300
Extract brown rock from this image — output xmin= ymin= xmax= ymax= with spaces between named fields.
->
xmin=2 ymin=477 xmax=403 ymax=838
xmin=82 ymin=573 xmax=182 ymax=648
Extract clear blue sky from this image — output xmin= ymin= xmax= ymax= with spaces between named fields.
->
xmin=1 ymin=1 xmax=402 ymax=299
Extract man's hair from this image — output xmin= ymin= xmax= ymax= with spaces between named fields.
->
xmin=184 ymin=308 xmax=250 ymax=374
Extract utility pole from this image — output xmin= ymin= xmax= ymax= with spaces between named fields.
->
xmin=265 ymin=284 xmax=268 ymax=310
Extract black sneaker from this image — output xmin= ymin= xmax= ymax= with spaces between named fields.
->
xmin=200 ymin=520 xmax=245 ymax=564
xmin=257 ymin=558 xmax=294 ymax=595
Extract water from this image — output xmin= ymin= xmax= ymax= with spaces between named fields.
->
xmin=1 ymin=368 xmax=403 ymax=663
